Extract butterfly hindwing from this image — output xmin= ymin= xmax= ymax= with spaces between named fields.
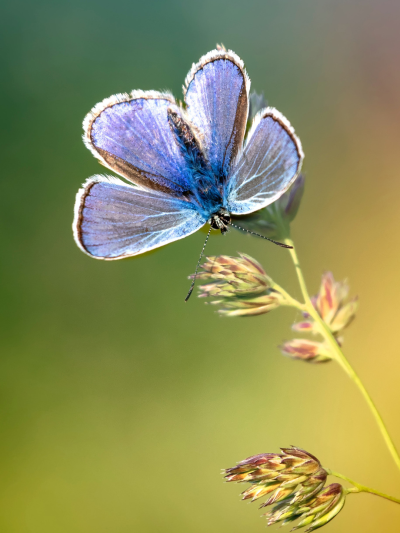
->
xmin=83 ymin=91 xmax=191 ymax=195
xmin=73 ymin=175 xmax=207 ymax=259
xmin=226 ymin=108 xmax=304 ymax=215
xmin=184 ymin=50 xmax=250 ymax=180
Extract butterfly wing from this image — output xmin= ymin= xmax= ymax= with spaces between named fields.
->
xmin=225 ymin=108 xmax=304 ymax=215
xmin=83 ymin=91 xmax=191 ymax=195
xmin=183 ymin=49 xmax=250 ymax=179
xmin=73 ymin=175 xmax=207 ymax=260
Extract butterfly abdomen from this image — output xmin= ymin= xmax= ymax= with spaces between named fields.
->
xmin=167 ymin=109 xmax=206 ymax=171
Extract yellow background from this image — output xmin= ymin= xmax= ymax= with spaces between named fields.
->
xmin=1 ymin=0 xmax=400 ymax=531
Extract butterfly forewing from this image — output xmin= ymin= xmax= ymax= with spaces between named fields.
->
xmin=226 ymin=108 xmax=304 ymax=215
xmin=184 ymin=50 xmax=250 ymax=180
xmin=83 ymin=91 xmax=191 ymax=195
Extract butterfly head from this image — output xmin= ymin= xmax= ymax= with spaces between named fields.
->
xmin=209 ymin=208 xmax=231 ymax=234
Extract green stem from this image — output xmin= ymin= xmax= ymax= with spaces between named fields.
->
xmin=284 ymin=237 xmax=400 ymax=473
xmin=269 ymin=280 xmax=306 ymax=310
xmin=326 ymin=470 xmax=400 ymax=504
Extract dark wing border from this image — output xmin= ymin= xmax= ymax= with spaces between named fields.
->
xmin=82 ymin=90 xmax=182 ymax=194
xmin=183 ymin=48 xmax=250 ymax=100
xmin=73 ymin=174 xmax=206 ymax=260
xmin=227 ymin=106 xmax=304 ymax=215
xmin=183 ymin=48 xmax=250 ymax=176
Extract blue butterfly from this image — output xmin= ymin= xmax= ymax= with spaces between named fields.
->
xmin=73 ymin=47 xmax=303 ymax=297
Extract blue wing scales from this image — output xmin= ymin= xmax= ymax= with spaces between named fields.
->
xmin=226 ymin=108 xmax=304 ymax=215
xmin=73 ymin=176 xmax=207 ymax=259
xmin=184 ymin=50 xmax=250 ymax=179
xmin=83 ymin=91 xmax=191 ymax=195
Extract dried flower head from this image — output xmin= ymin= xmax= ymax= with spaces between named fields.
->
xmin=266 ymin=483 xmax=346 ymax=532
xmin=225 ymin=447 xmax=327 ymax=507
xmin=225 ymin=447 xmax=346 ymax=532
xmin=283 ymin=272 xmax=358 ymax=363
xmin=313 ymin=272 xmax=358 ymax=335
xmin=293 ymin=272 xmax=358 ymax=338
xmin=193 ymin=254 xmax=285 ymax=316
xmin=280 ymin=339 xmax=332 ymax=363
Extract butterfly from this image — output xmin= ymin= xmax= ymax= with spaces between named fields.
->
xmin=73 ymin=47 xmax=304 ymax=298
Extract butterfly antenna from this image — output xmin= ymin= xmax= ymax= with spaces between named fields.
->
xmin=229 ymin=223 xmax=293 ymax=249
xmin=185 ymin=226 xmax=212 ymax=302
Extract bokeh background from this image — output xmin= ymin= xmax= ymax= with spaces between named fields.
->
xmin=1 ymin=0 xmax=400 ymax=531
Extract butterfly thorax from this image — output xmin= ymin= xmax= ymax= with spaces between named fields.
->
xmin=168 ymin=109 xmax=226 ymax=226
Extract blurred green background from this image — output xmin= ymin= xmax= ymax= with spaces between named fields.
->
xmin=1 ymin=0 xmax=400 ymax=531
